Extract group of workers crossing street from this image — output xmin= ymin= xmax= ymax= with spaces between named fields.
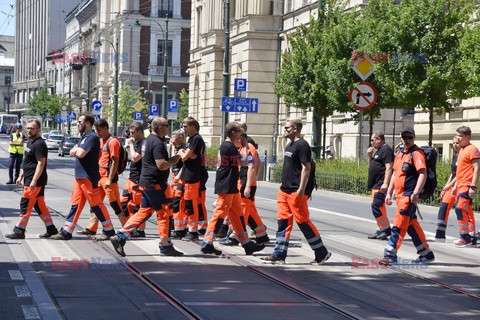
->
xmin=4 ymin=113 xmax=480 ymax=267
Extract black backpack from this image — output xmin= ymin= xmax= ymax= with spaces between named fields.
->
xmin=106 ymin=137 xmax=128 ymax=174
xmin=410 ymin=146 xmax=438 ymax=199
xmin=305 ymin=159 xmax=318 ymax=199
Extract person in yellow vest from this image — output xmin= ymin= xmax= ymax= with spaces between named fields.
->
xmin=144 ymin=116 xmax=154 ymax=138
xmin=7 ymin=123 xmax=25 ymax=184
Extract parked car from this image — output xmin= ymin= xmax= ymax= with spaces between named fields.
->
xmin=45 ymin=134 xmax=64 ymax=150
xmin=41 ymin=132 xmax=50 ymax=140
xmin=58 ymin=136 xmax=81 ymax=157
xmin=48 ymin=130 xmax=60 ymax=135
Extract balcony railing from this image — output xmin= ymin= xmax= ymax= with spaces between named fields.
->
xmin=149 ymin=65 xmax=181 ymax=77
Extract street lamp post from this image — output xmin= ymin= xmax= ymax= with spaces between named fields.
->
xmin=162 ymin=12 xmax=169 ymax=119
xmin=95 ymin=39 xmax=119 ymax=136
xmin=135 ymin=11 xmax=169 ymax=118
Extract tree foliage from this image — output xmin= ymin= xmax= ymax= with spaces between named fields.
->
xmin=370 ymin=0 xmax=476 ymax=145
xmin=171 ymin=88 xmax=189 ymax=129
xmin=27 ymin=83 xmax=70 ymax=127
xmin=275 ymin=0 xmax=480 ymax=148
xmin=104 ymin=82 xmax=147 ymax=130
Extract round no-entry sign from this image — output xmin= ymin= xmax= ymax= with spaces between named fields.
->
xmin=348 ymin=81 xmax=377 ymax=111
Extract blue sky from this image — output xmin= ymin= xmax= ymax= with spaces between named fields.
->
xmin=0 ymin=0 xmax=15 ymax=36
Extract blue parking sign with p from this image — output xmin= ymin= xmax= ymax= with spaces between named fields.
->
xmin=134 ymin=112 xmax=143 ymax=121
xmin=149 ymin=104 xmax=159 ymax=116
xmin=168 ymin=99 xmax=179 ymax=113
xmin=234 ymin=78 xmax=247 ymax=91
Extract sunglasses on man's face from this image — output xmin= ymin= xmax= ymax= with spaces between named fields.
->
xmin=402 ymin=135 xmax=414 ymax=140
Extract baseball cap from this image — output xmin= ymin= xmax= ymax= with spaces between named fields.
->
xmin=401 ymin=127 xmax=415 ymax=135
xmin=15 ymin=123 xmax=22 ymax=129
xmin=147 ymin=116 xmax=154 ymax=124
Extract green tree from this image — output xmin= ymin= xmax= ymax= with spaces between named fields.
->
xmin=104 ymin=82 xmax=147 ymax=134
xmin=369 ymin=0 xmax=476 ymax=145
xmin=27 ymin=82 xmax=70 ymax=127
xmin=274 ymin=0 xmax=358 ymax=158
xmin=459 ymin=15 xmax=480 ymax=97
xmin=172 ymin=88 xmax=189 ymax=129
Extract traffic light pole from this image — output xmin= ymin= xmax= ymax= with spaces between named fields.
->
xmin=221 ymin=0 xmax=230 ymax=141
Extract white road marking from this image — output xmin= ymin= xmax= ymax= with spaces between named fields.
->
xmin=15 ymin=285 xmax=31 ymax=297
xmin=21 ymin=305 xmax=40 ymax=319
xmin=9 ymin=269 xmax=24 ymax=280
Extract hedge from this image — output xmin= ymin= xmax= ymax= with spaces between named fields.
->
xmin=270 ymin=158 xmax=480 ymax=210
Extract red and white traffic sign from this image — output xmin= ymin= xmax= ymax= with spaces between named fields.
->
xmin=348 ymin=81 xmax=377 ymax=111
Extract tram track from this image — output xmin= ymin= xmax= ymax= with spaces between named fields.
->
xmin=2 ymin=147 xmax=479 ymax=318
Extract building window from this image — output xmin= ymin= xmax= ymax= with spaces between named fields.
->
xmin=158 ymin=0 xmax=173 ymax=18
xmin=5 ymin=76 xmax=11 ymax=85
xmin=157 ymin=39 xmax=173 ymax=66
xmin=435 ymin=144 xmax=444 ymax=161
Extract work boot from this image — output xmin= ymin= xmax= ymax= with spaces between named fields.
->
xmin=379 ymin=255 xmax=397 ymax=266
xmin=244 ymin=241 xmax=265 ymax=255
xmin=261 ymin=255 xmax=285 ymax=265
xmin=77 ymin=229 xmax=96 ymax=236
xmin=131 ymin=230 xmax=146 ymax=238
xmin=200 ymin=243 xmax=222 ymax=255
xmin=368 ymin=229 xmax=390 ymax=240
xmin=160 ymin=247 xmax=184 ymax=256
xmin=110 ymin=235 xmax=126 ymax=257
xmin=170 ymin=230 xmax=186 ymax=239
xmin=412 ymin=252 xmax=435 ymax=264
xmin=219 ymin=237 xmax=239 ymax=246
xmin=183 ymin=232 xmax=199 ymax=242
xmin=5 ymin=230 xmax=25 ymax=239
xmin=39 ymin=225 xmax=58 ymax=238
xmin=311 ymin=251 xmax=332 ymax=265
xmin=96 ymin=234 xmax=112 ymax=241
xmin=52 ymin=233 xmax=68 ymax=240
xmin=255 ymin=234 xmax=270 ymax=244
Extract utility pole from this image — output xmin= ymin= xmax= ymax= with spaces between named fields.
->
xmin=68 ymin=64 xmax=72 ymax=135
xmin=6 ymin=77 xmax=11 ymax=114
xmin=86 ymin=58 xmax=91 ymax=112
xmin=113 ymin=38 xmax=119 ymax=136
xmin=221 ymin=0 xmax=230 ymax=141
xmin=161 ymin=3 xmax=169 ymax=119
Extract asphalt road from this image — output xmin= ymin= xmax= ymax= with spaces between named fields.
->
xmin=0 ymin=134 xmax=479 ymax=320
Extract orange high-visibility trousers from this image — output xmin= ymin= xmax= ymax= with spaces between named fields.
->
xmin=203 ymin=193 xmax=249 ymax=246
xmin=455 ymin=186 xmax=476 ymax=240
xmin=171 ymin=174 xmax=187 ymax=231
xmin=120 ymin=178 xmax=145 ymax=231
xmin=434 ymin=186 xmax=456 ymax=238
xmin=117 ymin=183 xmax=173 ymax=252
xmin=384 ymin=195 xmax=432 ymax=258
xmin=371 ymin=189 xmax=390 ymax=232
xmin=14 ymin=186 xmax=54 ymax=232
xmin=59 ymin=178 xmax=114 ymax=238
xmin=85 ymin=176 xmax=127 ymax=233
xmin=184 ymin=181 xmax=200 ymax=233
xmin=270 ymin=190 xmax=327 ymax=260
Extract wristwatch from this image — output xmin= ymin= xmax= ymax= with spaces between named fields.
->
xmin=412 ymin=193 xmax=419 ymax=197
xmin=469 ymin=186 xmax=477 ymax=191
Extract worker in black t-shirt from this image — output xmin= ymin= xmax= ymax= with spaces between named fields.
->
xmin=169 ymin=129 xmax=188 ymax=238
xmin=53 ymin=114 xmax=116 ymax=240
xmin=5 ymin=120 xmax=59 ymax=239
xmin=111 ymin=117 xmax=182 ymax=257
xmin=262 ymin=118 xmax=331 ymax=265
xmin=200 ymin=121 xmax=265 ymax=256
xmin=120 ymin=122 xmax=147 ymax=237
xmin=176 ymin=117 xmax=208 ymax=241
xmin=367 ymin=132 xmax=394 ymax=240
